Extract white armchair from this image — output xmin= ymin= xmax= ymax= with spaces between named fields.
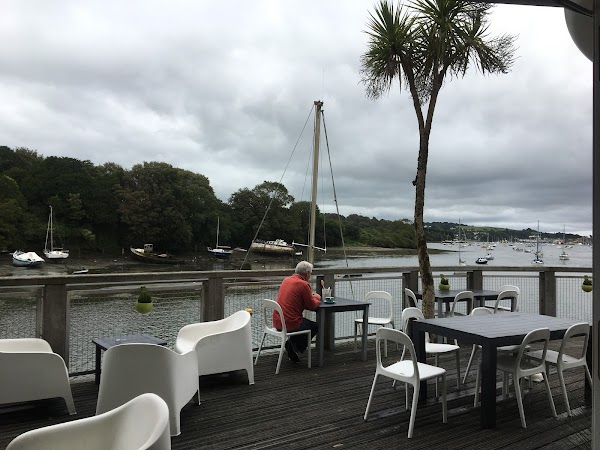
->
xmin=0 ymin=338 xmax=75 ymax=415
xmin=96 ymin=343 xmax=199 ymax=436
xmin=174 ymin=310 xmax=254 ymax=384
xmin=7 ymin=393 xmax=171 ymax=450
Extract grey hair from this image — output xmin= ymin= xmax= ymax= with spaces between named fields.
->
xmin=295 ymin=261 xmax=313 ymax=275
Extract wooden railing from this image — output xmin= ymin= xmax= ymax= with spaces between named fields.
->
xmin=0 ymin=265 xmax=592 ymax=369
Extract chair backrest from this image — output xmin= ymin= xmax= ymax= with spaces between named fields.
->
xmin=494 ymin=288 xmax=519 ymax=313
xmin=401 ymin=307 xmax=424 ymax=337
xmin=404 ymin=288 xmax=418 ymax=309
xmin=96 ymin=343 xmax=198 ymax=418
xmin=517 ymin=328 xmax=550 ymax=376
xmin=450 ymin=290 xmax=473 ymax=316
xmin=262 ymin=299 xmax=287 ymax=333
xmin=176 ymin=310 xmax=251 ymax=349
xmin=470 ymin=306 xmax=494 ymax=317
xmin=558 ymin=322 xmax=591 ymax=366
xmin=7 ymin=393 xmax=171 ymax=450
xmin=365 ymin=290 xmax=393 ymax=322
xmin=376 ymin=328 xmax=419 ymax=381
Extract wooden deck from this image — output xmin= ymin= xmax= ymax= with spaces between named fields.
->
xmin=0 ymin=340 xmax=592 ymax=449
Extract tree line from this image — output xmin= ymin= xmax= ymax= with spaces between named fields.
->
xmin=0 ymin=146 xmax=420 ymax=254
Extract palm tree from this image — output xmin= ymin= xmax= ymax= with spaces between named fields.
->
xmin=360 ymin=0 xmax=516 ymax=318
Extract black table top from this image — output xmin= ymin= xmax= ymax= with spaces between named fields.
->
xmin=317 ymin=297 xmax=370 ymax=311
xmin=412 ymin=312 xmax=586 ymax=343
xmin=416 ymin=289 xmax=500 ymax=300
xmin=92 ymin=333 xmax=167 ymax=350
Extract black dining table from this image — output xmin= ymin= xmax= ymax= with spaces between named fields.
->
xmin=315 ymin=297 xmax=370 ymax=367
xmin=416 ymin=289 xmax=510 ymax=316
xmin=410 ymin=312 xmax=584 ymax=428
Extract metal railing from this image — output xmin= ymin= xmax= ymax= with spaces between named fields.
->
xmin=0 ymin=265 xmax=592 ymax=375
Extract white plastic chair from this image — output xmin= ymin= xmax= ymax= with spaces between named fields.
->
xmin=400 ymin=307 xmax=460 ymax=390
xmin=96 ymin=343 xmax=200 ymax=436
xmin=364 ymin=328 xmax=447 ymax=438
xmin=254 ymin=299 xmax=311 ymax=374
xmin=447 ymin=290 xmax=473 ymax=317
xmin=7 ymin=393 xmax=171 ymax=450
xmin=489 ymin=287 xmax=520 ymax=313
xmin=404 ymin=288 xmax=418 ymax=309
xmin=175 ymin=310 xmax=254 ymax=385
xmin=474 ymin=327 xmax=557 ymax=428
xmin=527 ymin=322 xmax=592 ymax=415
xmin=0 ymin=338 xmax=75 ymax=415
xmin=354 ymin=291 xmax=395 ymax=357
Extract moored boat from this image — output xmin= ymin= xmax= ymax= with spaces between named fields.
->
xmin=475 ymin=257 xmax=488 ymax=264
xmin=249 ymin=239 xmax=296 ymax=256
xmin=130 ymin=244 xmax=185 ymax=265
xmin=12 ymin=251 xmax=45 ymax=267
xmin=44 ymin=206 xmax=69 ymax=261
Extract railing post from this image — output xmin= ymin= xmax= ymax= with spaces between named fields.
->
xmin=42 ymin=283 xmax=69 ymax=366
xmin=467 ymin=270 xmax=483 ymax=290
xmin=202 ymin=277 xmax=224 ymax=321
xmin=402 ymin=270 xmax=419 ymax=309
xmin=539 ymin=270 xmax=557 ymax=316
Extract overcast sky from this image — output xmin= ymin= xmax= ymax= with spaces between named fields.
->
xmin=0 ymin=1 xmax=593 ymax=236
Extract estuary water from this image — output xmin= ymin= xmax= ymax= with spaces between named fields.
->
xmin=0 ymin=242 xmax=592 ymax=278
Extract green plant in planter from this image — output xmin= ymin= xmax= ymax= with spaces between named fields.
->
xmin=135 ymin=286 xmax=154 ymax=314
xmin=439 ymin=274 xmax=450 ymax=291
xmin=582 ymin=275 xmax=593 ymax=293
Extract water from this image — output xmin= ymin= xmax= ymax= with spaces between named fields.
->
xmin=0 ymin=242 xmax=592 ymax=278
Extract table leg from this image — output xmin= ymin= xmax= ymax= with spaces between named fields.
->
xmin=437 ymin=299 xmax=443 ymax=317
xmin=95 ymin=345 xmax=102 ymax=385
xmin=361 ymin=305 xmax=369 ymax=361
xmin=480 ymin=342 xmax=497 ymax=428
xmin=318 ymin=309 xmax=325 ymax=367
xmin=413 ymin=326 xmax=428 ymax=401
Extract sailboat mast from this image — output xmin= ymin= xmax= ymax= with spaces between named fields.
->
xmin=307 ymin=100 xmax=323 ymax=264
xmin=50 ymin=206 xmax=54 ymax=251
xmin=216 ymin=217 xmax=220 ymax=248
xmin=45 ymin=206 xmax=51 ymax=252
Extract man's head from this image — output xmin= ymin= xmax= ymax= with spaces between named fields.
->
xmin=295 ymin=260 xmax=313 ymax=281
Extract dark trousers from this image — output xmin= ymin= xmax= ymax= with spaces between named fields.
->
xmin=289 ymin=318 xmax=319 ymax=353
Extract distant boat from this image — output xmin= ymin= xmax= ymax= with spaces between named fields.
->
xmin=532 ymin=221 xmax=544 ymax=265
xmin=12 ymin=250 xmax=44 ymax=267
xmin=559 ymin=225 xmax=569 ymax=261
xmin=72 ymin=268 xmax=89 ymax=274
xmin=130 ymin=244 xmax=185 ymax=265
xmin=44 ymin=206 xmax=69 ymax=261
xmin=475 ymin=257 xmax=488 ymax=264
xmin=250 ymin=239 xmax=297 ymax=256
xmin=485 ymin=253 xmax=494 ymax=261
xmin=207 ymin=217 xmax=233 ymax=258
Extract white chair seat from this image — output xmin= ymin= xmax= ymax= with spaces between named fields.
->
xmin=355 ymin=317 xmax=391 ymax=326
xmin=425 ymin=343 xmax=459 ymax=354
xmin=384 ymin=360 xmax=447 ymax=381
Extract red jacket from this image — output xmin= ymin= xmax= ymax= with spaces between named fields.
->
xmin=274 ymin=274 xmax=321 ymax=331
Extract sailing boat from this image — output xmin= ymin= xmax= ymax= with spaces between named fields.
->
xmin=532 ymin=221 xmax=544 ymax=265
xmin=207 ymin=217 xmax=233 ymax=258
xmin=44 ymin=206 xmax=69 ymax=261
xmin=559 ymin=225 xmax=570 ymax=260
xmin=458 ymin=219 xmax=466 ymax=266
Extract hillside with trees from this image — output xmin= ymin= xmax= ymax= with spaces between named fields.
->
xmin=0 ymin=146 xmax=583 ymax=255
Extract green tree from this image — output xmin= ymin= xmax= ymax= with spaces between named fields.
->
xmin=360 ymin=0 xmax=515 ymax=317
xmin=0 ymin=175 xmax=27 ymax=249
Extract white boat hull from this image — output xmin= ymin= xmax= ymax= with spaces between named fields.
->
xmin=44 ymin=250 xmax=70 ymax=260
xmin=12 ymin=251 xmax=45 ymax=267
xmin=250 ymin=240 xmax=296 ymax=256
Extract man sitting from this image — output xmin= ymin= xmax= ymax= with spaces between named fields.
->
xmin=274 ymin=260 xmax=321 ymax=362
